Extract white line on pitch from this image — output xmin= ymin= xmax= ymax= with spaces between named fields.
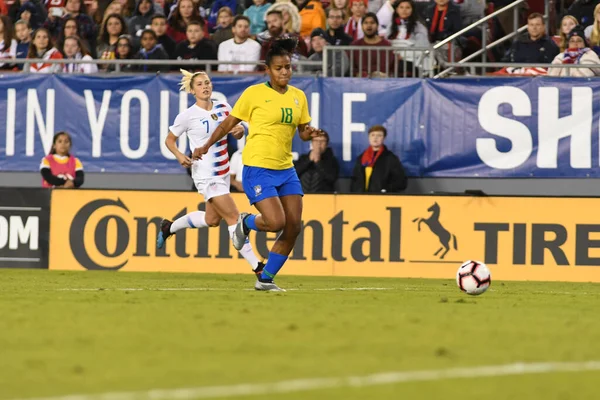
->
xmin=54 ymin=287 xmax=394 ymax=292
xmin=11 ymin=360 xmax=600 ymax=400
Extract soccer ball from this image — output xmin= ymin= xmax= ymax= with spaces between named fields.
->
xmin=456 ymin=260 xmax=491 ymax=295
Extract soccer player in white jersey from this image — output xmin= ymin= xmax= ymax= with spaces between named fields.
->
xmin=157 ymin=69 xmax=264 ymax=276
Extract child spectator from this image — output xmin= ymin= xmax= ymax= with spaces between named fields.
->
xmin=548 ymin=25 xmax=600 ymax=77
xmin=294 ymin=131 xmax=340 ymax=193
xmin=151 ymin=14 xmax=176 ymax=57
xmin=345 ymin=0 xmax=367 ymax=41
xmin=243 ymin=0 xmax=269 ymax=35
xmin=108 ymin=33 xmax=136 ymax=71
xmin=15 ymin=19 xmax=31 ymax=70
xmin=351 ymin=125 xmax=407 ymax=193
xmin=167 ymin=0 xmax=205 ymax=43
xmin=40 ymin=132 xmax=84 ymax=189
xmin=206 ymin=0 xmax=240 ymax=33
xmin=298 ymin=0 xmax=326 ymax=37
xmin=173 ymin=19 xmax=217 ymax=68
xmin=218 ymin=15 xmax=261 ymax=72
xmin=97 ymin=13 xmax=127 ymax=63
xmin=23 ymin=27 xmax=63 ymax=73
xmin=211 ymin=6 xmax=233 ymax=46
xmin=62 ymin=35 xmax=98 ymax=73
xmin=555 ymin=15 xmax=578 ymax=51
xmin=135 ymin=28 xmax=169 ymax=72
xmin=128 ymin=0 xmax=156 ymax=37
xmin=324 ymin=8 xmax=353 ymax=45
xmin=0 ymin=16 xmax=17 ymax=70
xmin=350 ymin=13 xmax=393 ymax=77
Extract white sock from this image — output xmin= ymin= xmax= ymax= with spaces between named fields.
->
xmin=229 ymin=224 xmax=260 ymax=269
xmin=170 ymin=211 xmax=208 ymax=233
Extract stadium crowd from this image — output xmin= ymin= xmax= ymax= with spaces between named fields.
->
xmin=3 ymin=0 xmax=598 ymax=76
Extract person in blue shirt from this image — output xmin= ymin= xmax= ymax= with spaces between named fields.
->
xmin=15 ymin=19 xmax=31 ymax=70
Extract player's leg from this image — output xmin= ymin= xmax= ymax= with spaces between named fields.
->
xmin=208 ymin=193 xmax=264 ymax=274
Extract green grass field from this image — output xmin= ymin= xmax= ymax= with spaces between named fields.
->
xmin=1 ymin=269 xmax=600 ymax=400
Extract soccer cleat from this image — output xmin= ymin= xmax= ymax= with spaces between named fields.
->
xmin=254 ymin=279 xmax=286 ymax=292
xmin=156 ymin=219 xmax=173 ymax=249
xmin=232 ymin=212 xmax=250 ymax=251
xmin=254 ymin=261 xmax=266 ymax=277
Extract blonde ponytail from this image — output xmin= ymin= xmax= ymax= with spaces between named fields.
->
xmin=179 ymin=69 xmax=209 ymax=94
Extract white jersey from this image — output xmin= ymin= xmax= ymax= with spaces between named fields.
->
xmin=169 ymin=101 xmax=232 ymax=180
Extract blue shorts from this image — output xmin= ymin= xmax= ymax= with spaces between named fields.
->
xmin=242 ymin=166 xmax=304 ymax=205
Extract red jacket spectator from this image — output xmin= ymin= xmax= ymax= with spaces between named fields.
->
xmin=424 ymin=0 xmax=461 ymax=43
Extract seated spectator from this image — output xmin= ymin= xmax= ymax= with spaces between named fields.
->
xmin=102 ymin=0 xmax=126 ymax=22
xmin=211 ymin=6 xmax=234 ymax=46
xmin=23 ymin=27 xmax=63 ymax=73
xmin=167 ymin=0 xmax=206 ymax=43
xmin=345 ymin=0 xmax=367 ymax=41
xmin=11 ymin=0 xmax=46 ymax=30
xmin=57 ymin=16 xmax=94 ymax=58
xmin=97 ymin=14 xmax=127 ymax=61
xmin=0 ymin=16 xmax=17 ymax=70
xmin=218 ymin=15 xmax=261 ymax=72
xmin=206 ymin=0 xmax=240 ymax=33
xmin=548 ymin=25 xmax=600 ymax=76
xmin=243 ymin=0 xmax=270 ymax=35
xmin=351 ymin=125 xmax=407 ymax=193
xmin=424 ymin=0 xmax=461 ymax=43
xmin=329 ymin=0 xmax=350 ymax=23
xmin=229 ymin=135 xmax=245 ymax=192
xmin=324 ymin=8 xmax=353 ymax=45
xmin=585 ymin=4 xmax=600 ymax=50
xmin=62 ymin=35 xmax=98 ymax=73
xmin=378 ymin=0 xmax=428 ymax=46
xmin=298 ymin=0 xmax=326 ymax=38
xmin=40 ymin=132 xmax=84 ymax=189
xmin=15 ymin=19 xmax=31 ymax=70
xmin=135 ymin=28 xmax=169 ymax=72
xmin=108 ymin=34 xmax=136 ymax=71
xmin=567 ymin=0 xmax=599 ymax=28
xmin=554 ymin=15 xmax=578 ymax=51
xmin=259 ymin=10 xmax=308 ymax=61
xmin=128 ymin=0 xmax=156 ymax=38
xmin=43 ymin=0 xmax=97 ymax=51
xmin=502 ymin=13 xmax=559 ymax=63
xmin=294 ymin=131 xmax=339 ymax=193
xmin=174 ymin=20 xmax=217 ymax=69
xmin=307 ymin=27 xmax=349 ymax=75
xmin=350 ymin=12 xmax=393 ymax=77
xmin=151 ymin=14 xmax=176 ymax=58
xmin=265 ymin=1 xmax=302 ymax=35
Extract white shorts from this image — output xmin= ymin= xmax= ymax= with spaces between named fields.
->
xmin=193 ymin=174 xmax=231 ymax=201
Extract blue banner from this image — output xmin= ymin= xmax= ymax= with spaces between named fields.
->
xmin=1 ymin=75 xmax=599 ymax=178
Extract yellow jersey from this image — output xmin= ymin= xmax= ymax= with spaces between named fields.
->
xmin=231 ymin=82 xmax=311 ymax=170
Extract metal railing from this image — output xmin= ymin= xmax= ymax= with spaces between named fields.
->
xmin=445 ymin=62 xmax=600 ymax=77
xmin=322 ymin=45 xmax=433 ymax=78
xmin=433 ymin=0 xmax=527 ymax=78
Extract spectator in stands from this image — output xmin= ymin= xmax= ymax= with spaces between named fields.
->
xmin=211 ymin=6 xmax=234 ymax=46
xmin=324 ymin=8 xmax=353 ymax=45
xmin=10 ymin=0 xmax=46 ymax=30
xmin=307 ymin=27 xmax=349 ymax=75
xmin=455 ymin=0 xmax=484 ymax=27
xmin=298 ymin=0 xmax=326 ymax=37
xmin=97 ymin=13 xmax=127 ymax=60
xmin=15 ymin=20 xmax=31 ymax=70
xmin=295 ymin=130 xmax=339 ymax=193
xmin=585 ymin=4 xmax=600 ymax=50
xmin=40 ymin=132 xmax=84 ymax=189
xmin=345 ymin=0 xmax=367 ymax=40
xmin=128 ymin=0 xmax=156 ymax=38
xmin=87 ymin=0 xmax=103 ymax=25
xmin=350 ymin=12 xmax=393 ymax=77
xmin=23 ymin=28 xmax=63 ymax=73
xmin=259 ymin=10 xmax=308 ymax=58
xmin=173 ymin=19 xmax=217 ymax=68
xmin=548 ymin=25 xmax=600 ymax=76
xmin=57 ymin=16 xmax=94 ymax=58
xmin=378 ymin=0 xmax=428 ymax=46
xmin=555 ymin=15 xmax=578 ymax=51
xmin=0 ymin=16 xmax=17 ymax=70
xmin=424 ymin=0 xmax=461 ymax=43
xmin=218 ymin=15 xmax=261 ymax=72
xmin=167 ymin=0 xmax=204 ymax=43
xmin=567 ymin=0 xmax=599 ymax=28
xmin=151 ymin=14 xmax=176 ymax=57
xmin=135 ymin=28 xmax=169 ymax=71
xmin=62 ymin=35 xmax=98 ymax=73
xmin=502 ymin=13 xmax=559 ymax=63
xmin=229 ymin=135 xmax=245 ymax=192
xmin=266 ymin=1 xmax=302 ymax=35
xmin=102 ymin=0 xmax=126 ymax=22
xmin=108 ymin=33 xmax=136 ymax=71
xmin=329 ymin=0 xmax=350 ymax=22
xmin=351 ymin=125 xmax=407 ymax=193
xmin=44 ymin=0 xmax=97 ymax=50
xmin=243 ymin=0 xmax=269 ymax=35
xmin=206 ymin=0 xmax=240 ymax=33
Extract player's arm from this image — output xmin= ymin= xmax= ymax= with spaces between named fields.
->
xmin=192 ymin=115 xmax=241 ymax=160
xmin=165 ymin=132 xmax=192 ymax=168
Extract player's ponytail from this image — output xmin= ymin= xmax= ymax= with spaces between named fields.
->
xmin=265 ymin=36 xmax=298 ymax=67
xmin=179 ymin=69 xmax=209 ymax=94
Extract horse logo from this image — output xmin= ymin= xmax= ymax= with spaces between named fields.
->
xmin=412 ymin=202 xmax=458 ymax=259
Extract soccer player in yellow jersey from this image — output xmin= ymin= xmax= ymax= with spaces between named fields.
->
xmin=193 ymin=37 xmax=324 ymax=291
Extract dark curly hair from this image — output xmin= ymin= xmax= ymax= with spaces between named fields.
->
xmin=265 ymin=37 xmax=297 ymax=66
